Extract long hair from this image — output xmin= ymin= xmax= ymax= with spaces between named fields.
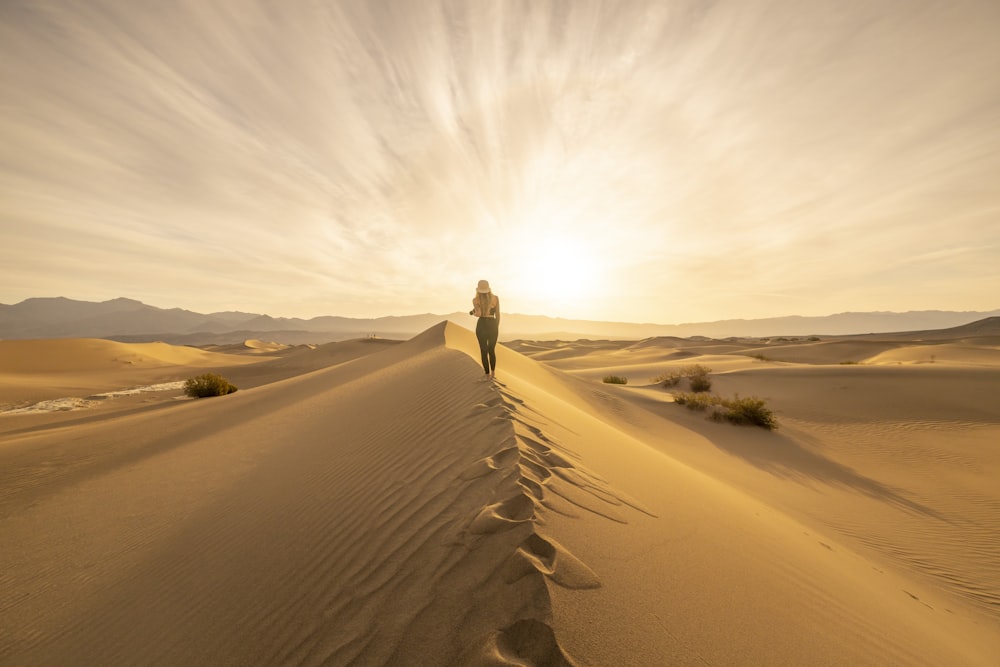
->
xmin=477 ymin=291 xmax=492 ymax=315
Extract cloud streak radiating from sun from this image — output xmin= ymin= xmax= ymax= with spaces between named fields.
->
xmin=2 ymin=0 xmax=999 ymax=322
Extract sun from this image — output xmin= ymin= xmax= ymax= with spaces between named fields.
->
xmin=503 ymin=228 xmax=605 ymax=318
xmin=486 ymin=185 xmax=621 ymax=319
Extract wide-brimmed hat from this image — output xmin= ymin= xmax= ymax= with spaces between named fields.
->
xmin=476 ymin=279 xmax=491 ymax=293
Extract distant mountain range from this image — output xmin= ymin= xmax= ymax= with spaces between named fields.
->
xmin=1 ymin=297 xmax=998 ymax=344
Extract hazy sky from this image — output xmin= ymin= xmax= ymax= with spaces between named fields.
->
xmin=2 ymin=0 xmax=999 ymax=323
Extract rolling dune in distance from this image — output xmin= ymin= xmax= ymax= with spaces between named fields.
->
xmin=0 ymin=336 xmax=398 ymax=425
xmin=1 ymin=321 xmax=998 ymax=665
xmin=0 ymin=338 xmax=272 ymax=408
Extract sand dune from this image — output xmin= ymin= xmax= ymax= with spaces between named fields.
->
xmin=0 ymin=338 xmax=272 ymax=410
xmin=1 ymin=323 xmax=998 ymax=665
xmin=0 ymin=338 xmax=261 ymax=373
xmin=0 ymin=337 xmax=397 ymax=431
xmin=242 ymin=339 xmax=291 ymax=353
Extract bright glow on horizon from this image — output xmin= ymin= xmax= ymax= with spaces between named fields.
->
xmin=504 ymin=230 xmax=607 ymax=319
xmin=1 ymin=1 xmax=999 ymax=323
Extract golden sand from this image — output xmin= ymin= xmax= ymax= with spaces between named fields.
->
xmin=1 ymin=324 xmax=998 ymax=665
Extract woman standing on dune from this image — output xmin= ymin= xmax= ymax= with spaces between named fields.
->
xmin=470 ymin=279 xmax=500 ymax=378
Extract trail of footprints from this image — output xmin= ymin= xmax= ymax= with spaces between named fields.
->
xmin=461 ymin=387 xmax=656 ymax=664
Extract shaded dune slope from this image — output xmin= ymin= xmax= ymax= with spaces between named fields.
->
xmin=1 ymin=323 xmax=998 ymax=665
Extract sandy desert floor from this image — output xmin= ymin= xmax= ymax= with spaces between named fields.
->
xmin=1 ymin=321 xmax=998 ymax=665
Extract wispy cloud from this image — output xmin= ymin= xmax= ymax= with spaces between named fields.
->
xmin=2 ymin=0 xmax=998 ymax=322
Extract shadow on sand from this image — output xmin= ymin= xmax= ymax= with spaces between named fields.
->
xmin=674 ymin=412 xmax=946 ymax=521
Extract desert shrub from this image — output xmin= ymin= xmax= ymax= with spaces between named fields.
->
xmin=718 ymin=395 xmax=777 ymax=429
xmin=678 ymin=364 xmax=712 ymax=378
xmin=807 ymin=336 xmax=820 ymax=342
xmin=184 ymin=373 xmax=238 ymax=398
xmin=603 ymin=375 xmax=628 ymax=385
xmin=673 ymin=392 xmax=721 ymax=410
xmin=656 ymin=364 xmax=712 ymax=389
xmin=652 ymin=371 xmax=681 ymax=386
xmin=839 ymin=360 xmax=859 ymax=365
xmin=689 ymin=374 xmax=712 ymax=392
xmin=683 ymin=364 xmax=713 ymax=392
xmin=674 ymin=392 xmax=777 ymax=429
xmin=750 ymin=353 xmax=769 ymax=361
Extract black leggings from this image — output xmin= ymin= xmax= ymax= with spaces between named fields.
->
xmin=476 ymin=317 xmax=499 ymax=374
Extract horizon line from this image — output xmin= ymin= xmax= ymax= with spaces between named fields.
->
xmin=2 ymin=294 xmax=1000 ymax=329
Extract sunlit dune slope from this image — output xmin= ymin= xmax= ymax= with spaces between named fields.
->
xmin=0 ymin=337 xmax=264 ymax=373
xmin=0 ymin=337 xmax=399 ymax=415
xmin=1 ymin=322 xmax=997 ymax=665
xmin=242 ymin=339 xmax=290 ymax=353
xmin=865 ymin=342 xmax=1000 ymax=365
xmin=0 ymin=337 xmax=277 ymax=409
xmin=478 ymin=328 xmax=1000 ymax=665
xmin=514 ymin=328 xmax=1000 ymax=636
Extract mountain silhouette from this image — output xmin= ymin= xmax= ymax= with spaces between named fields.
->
xmin=1 ymin=297 xmax=997 ymax=343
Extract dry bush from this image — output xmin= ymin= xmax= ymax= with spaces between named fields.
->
xmin=689 ymin=374 xmax=712 ymax=392
xmin=674 ymin=392 xmax=777 ymax=430
xmin=184 ymin=373 xmax=238 ymax=398
xmin=654 ymin=364 xmax=713 ymax=390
